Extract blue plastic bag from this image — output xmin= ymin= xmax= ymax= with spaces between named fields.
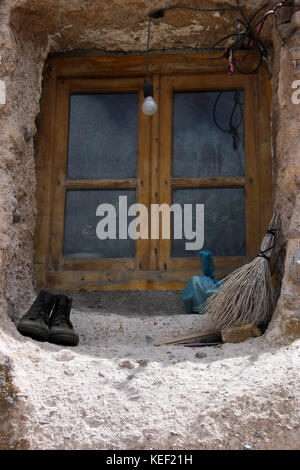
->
xmin=182 ymin=250 xmax=222 ymax=314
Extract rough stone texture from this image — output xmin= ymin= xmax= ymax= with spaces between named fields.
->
xmin=221 ymin=324 xmax=262 ymax=344
xmin=0 ymin=353 xmax=29 ymax=449
xmin=266 ymin=10 xmax=300 ymax=344
xmin=0 ymin=80 xmax=5 ymax=105
xmin=1 ymin=311 xmax=300 ymax=450
xmin=8 ymin=0 xmax=275 ymax=54
xmin=291 ymin=10 xmax=300 ymax=29
xmin=0 ymin=0 xmax=299 ymax=449
xmin=290 ymin=249 xmax=300 ymax=282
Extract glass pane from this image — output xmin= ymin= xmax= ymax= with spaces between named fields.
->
xmin=67 ymin=94 xmax=138 ymax=179
xmin=173 ymin=91 xmax=245 ymax=178
xmin=172 ymin=188 xmax=246 ymax=258
xmin=63 ymin=190 xmax=136 ymax=259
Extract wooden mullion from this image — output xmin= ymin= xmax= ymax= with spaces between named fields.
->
xmin=69 ymin=77 xmax=145 ymax=93
xmin=149 ymin=74 xmax=161 ymax=271
xmin=167 ymin=256 xmax=245 ymax=273
xmin=65 ymin=178 xmax=137 ymax=190
xmin=61 ymin=258 xmax=135 ymax=271
xmin=134 ymin=85 xmax=152 ymax=271
xmin=48 ymin=78 xmax=71 ymax=271
xmin=34 ymin=74 xmax=57 ymax=288
xmin=44 ymin=260 xmax=245 ymax=291
xmin=158 ymin=76 xmax=173 ymax=272
xmin=244 ymin=76 xmax=261 ymax=262
xmin=172 ymin=177 xmax=245 ymax=189
xmin=166 ymin=73 xmax=247 ymax=91
xmin=50 ymin=53 xmax=258 ymax=80
xmin=255 ymin=66 xmax=272 ymax=235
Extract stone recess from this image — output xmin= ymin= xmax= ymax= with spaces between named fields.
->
xmin=0 ymin=0 xmax=299 ymax=449
xmin=0 ymin=0 xmax=275 ymax=326
xmin=0 ymin=2 xmax=298 ymax=332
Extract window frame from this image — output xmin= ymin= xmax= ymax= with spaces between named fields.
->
xmin=49 ymin=77 xmax=151 ymax=274
xmin=34 ymin=54 xmax=272 ymax=291
xmin=158 ymin=73 xmax=258 ymax=273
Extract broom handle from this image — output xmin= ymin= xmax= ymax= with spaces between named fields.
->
xmin=257 ymin=213 xmax=281 ymax=261
xmin=154 ymin=330 xmax=220 ymax=347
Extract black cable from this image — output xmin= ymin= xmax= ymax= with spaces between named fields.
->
xmin=248 ymin=2 xmax=270 ymax=27
xmin=213 ymin=91 xmax=244 ymax=150
xmin=150 ymin=5 xmax=240 ymax=15
xmin=257 ymin=227 xmax=279 ymax=261
xmin=250 ymin=0 xmax=289 ymax=32
xmin=145 ymin=2 xmax=287 ymax=144
xmin=257 ymin=250 xmax=272 ymax=261
xmin=146 ymin=16 xmax=153 ymax=82
xmin=232 ymin=43 xmax=264 ymax=75
xmin=235 ymin=0 xmax=249 ymax=25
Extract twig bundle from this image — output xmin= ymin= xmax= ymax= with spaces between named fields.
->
xmin=203 ymin=213 xmax=282 ymax=330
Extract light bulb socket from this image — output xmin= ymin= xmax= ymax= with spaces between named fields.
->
xmin=143 ymin=80 xmax=154 ymax=98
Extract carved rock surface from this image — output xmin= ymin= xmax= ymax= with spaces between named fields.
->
xmin=0 ymin=0 xmax=299 ymax=450
xmin=290 ymin=250 xmax=300 ymax=283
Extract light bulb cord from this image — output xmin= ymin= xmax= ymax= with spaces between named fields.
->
xmin=146 ymin=16 xmax=153 ymax=83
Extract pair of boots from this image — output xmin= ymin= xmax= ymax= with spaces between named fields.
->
xmin=17 ymin=291 xmax=79 ymax=346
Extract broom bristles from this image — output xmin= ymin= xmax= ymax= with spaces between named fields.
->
xmin=203 ymin=213 xmax=281 ymax=330
xmin=203 ymin=257 xmax=274 ymax=329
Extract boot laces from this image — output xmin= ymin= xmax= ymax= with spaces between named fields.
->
xmin=52 ymin=299 xmax=73 ymax=327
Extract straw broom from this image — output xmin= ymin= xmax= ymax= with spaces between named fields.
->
xmin=203 ymin=212 xmax=282 ymax=330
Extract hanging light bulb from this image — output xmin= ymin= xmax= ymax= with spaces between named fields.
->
xmin=142 ymin=80 xmax=157 ymax=116
xmin=142 ymin=96 xmax=157 ymax=116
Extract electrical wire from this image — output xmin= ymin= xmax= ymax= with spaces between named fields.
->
xmin=145 ymin=1 xmax=288 ymax=147
xmin=213 ymin=91 xmax=244 ymax=150
xmin=151 ymin=5 xmax=240 ymax=14
xmin=146 ymin=16 xmax=153 ymax=82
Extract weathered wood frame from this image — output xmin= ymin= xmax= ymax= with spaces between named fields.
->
xmin=34 ymin=54 xmax=272 ymax=291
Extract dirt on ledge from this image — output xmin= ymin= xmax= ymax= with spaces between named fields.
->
xmin=1 ymin=301 xmax=299 ymax=450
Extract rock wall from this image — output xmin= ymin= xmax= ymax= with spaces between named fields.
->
xmin=266 ymin=6 xmax=300 ymax=343
xmin=0 ymin=353 xmax=29 ymax=449
xmin=0 ymin=2 xmax=46 ymax=327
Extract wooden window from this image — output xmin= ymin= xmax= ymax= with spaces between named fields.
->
xmin=35 ymin=55 xmax=272 ymax=291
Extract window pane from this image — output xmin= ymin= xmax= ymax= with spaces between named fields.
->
xmin=172 ymin=188 xmax=246 ymax=258
xmin=173 ymin=91 xmax=245 ymax=178
xmin=67 ymin=94 xmax=138 ymax=179
xmin=63 ymin=190 xmax=136 ymax=258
